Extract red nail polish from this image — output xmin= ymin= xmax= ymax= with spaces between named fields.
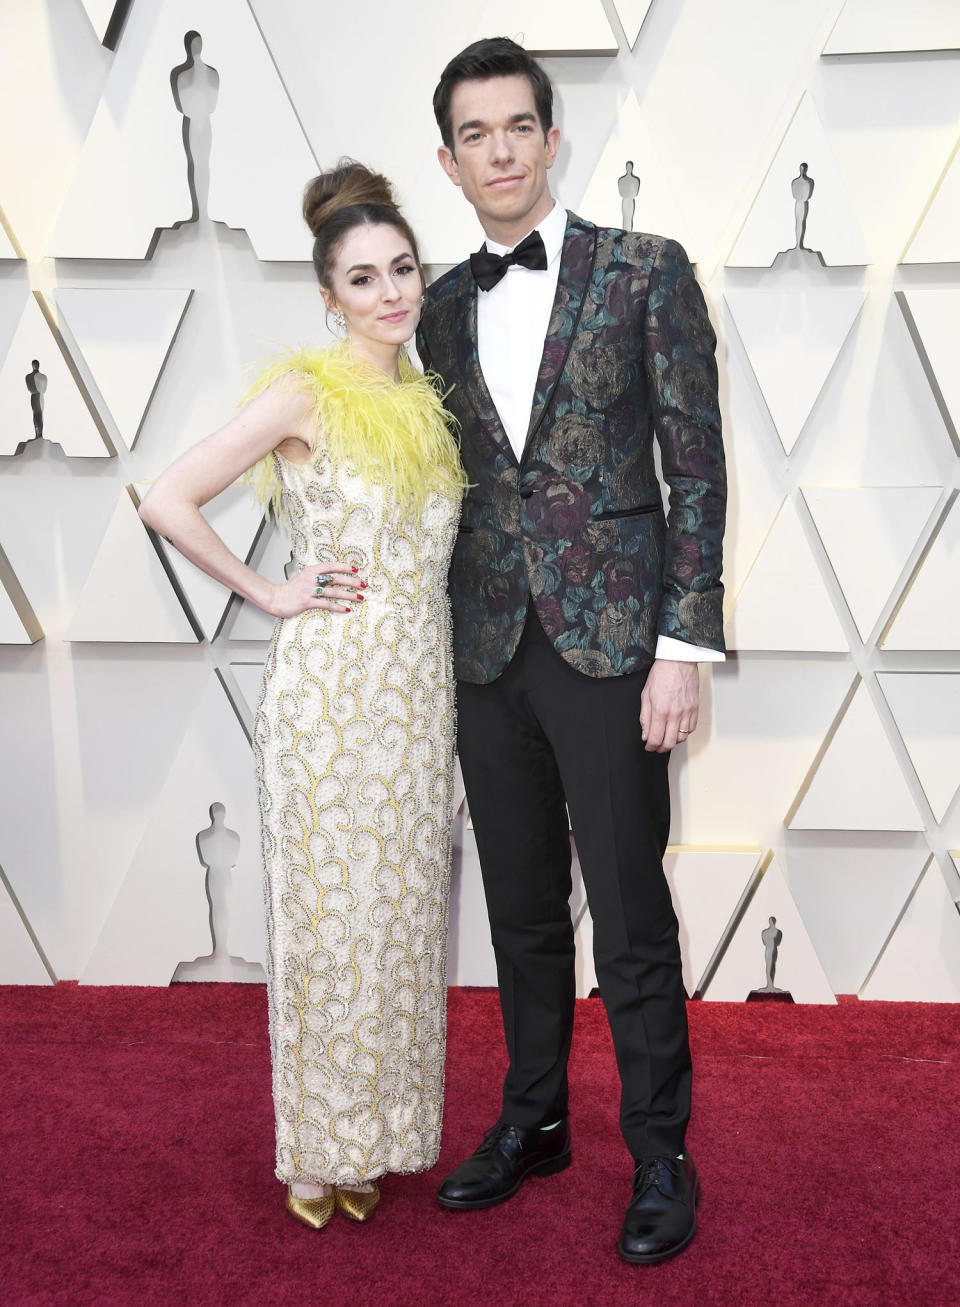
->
xmin=351 ymin=565 xmax=359 ymax=573
xmin=355 ymin=594 xmax=364 ymax=603
xmin=360 ymin=581 xmax=367 ymax=589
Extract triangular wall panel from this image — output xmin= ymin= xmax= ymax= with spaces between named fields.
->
xmin=140 ymin=482 xmax=264 ymax=641
xmin=573 ymin=894 xmax=600 ymax=998
xmin=572 ymin=847 xmax=763 ymax=999
xmin=578 ymin=90 xmax=697 ymax=261
xmin=0 ymin=538 xmax=42 ymax=644
xmin=0 ymin=869 xmax=53 ymax=984
xmin=665 ymin=847 xmax=763 ymax=996
xmin=725 ymin=288 xmax=864 ymax=455
xmin=824 ymin=1 xmax=960 ymax=53
xmin=66 ymin=487 xmax=199 ymax=643
xmin=452 ymin=756 xmax=467 ymax=823
xmin=882 ymin=499 xmax=960 ymax=650
xmin=801 ymin=486 xmax=942 ymax=641
xmin=469 ymin=1 xmax=618 ymax=54
xmin=901 ymin=137 xmax=960 ymax=263
xmin=55 ymin=288 xmax=192 ymax=449
xmin=877 ymin=672 xmax=960 ymax=822
xmin=704 ymin=856 xmax=836 ymax=1003
xmin=611 ymin=0 xmax=654 ymax=48
xmin=222 ymin=518 xmax=291 ymax=640
xmin=896 ymin=290 xmax=960 ymax=449
xmin=0 ymin=295 xmax=111 ymax=456
xmin=728 ymin=95 xmax=870 ymax=266
xmin=226 ymin=660 xmax=266 ymax=734
xmin=788 ymin=680 xmax=925 ymax=831
xmin=0 ymin=215 xmax=19 ymax=259
xmin=78 ymin=0 xmax=126 ymax=44
xmin=404 ymin=154 xmax=486 ymax=267
xmin=82 ymin=673 xmax=264 ymax=983
xmin=785 ymin=844 xmax=930 ymax=995
xmin=724 ymin=497 xmax=848 ymax=652
xmin=50 ymin=0 xmax=317 ymax=259
xmin=861 ymin=859 xmax=960 ymax=1001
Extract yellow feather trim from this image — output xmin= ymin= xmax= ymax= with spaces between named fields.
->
xmin=240 ymin=344 xmax=468 ymax=521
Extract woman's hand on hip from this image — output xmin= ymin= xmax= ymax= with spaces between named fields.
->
xmin=268 ymin=562 xmax=365 ymax=618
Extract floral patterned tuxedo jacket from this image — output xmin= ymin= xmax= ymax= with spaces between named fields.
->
xmin=417 ymin=211 xmax=726 ymax=684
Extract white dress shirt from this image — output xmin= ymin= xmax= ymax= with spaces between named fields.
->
xmin=476 ymin=199 xmax=723 ymax=664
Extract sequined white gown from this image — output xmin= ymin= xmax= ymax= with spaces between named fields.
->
xmin=253 ymin=445 xmax=459 ymax=1186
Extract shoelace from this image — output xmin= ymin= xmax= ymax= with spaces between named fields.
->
xmin=479 ymin=1122 xmax=518 ymax=1153
xmin=632 ymin=1156 xmax=683 ymax=1200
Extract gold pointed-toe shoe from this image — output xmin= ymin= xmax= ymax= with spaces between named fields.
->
xmin=334 ymin=1183 xmax=381 ymax=1222
xmin=286 ymin=1188 xmax=336 ymax=1230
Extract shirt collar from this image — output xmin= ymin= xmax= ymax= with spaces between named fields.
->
xmin=484 ymin=198 xmax=566 ymax=261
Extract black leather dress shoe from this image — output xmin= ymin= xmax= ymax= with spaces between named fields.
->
xmin=436 ymin=1120 xmax=571 ymax=1210
xmin=618 ymin=1154 xmax=700 ymax=1263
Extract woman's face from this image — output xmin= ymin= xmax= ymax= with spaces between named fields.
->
xmin=323 ymin=222 xmax=423 ymax=350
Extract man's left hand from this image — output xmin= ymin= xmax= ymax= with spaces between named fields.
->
xmin=640 ymin=660 xmax=699 ymax=753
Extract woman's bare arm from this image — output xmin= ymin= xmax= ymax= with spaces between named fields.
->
xmin=138 ymin=380 xmax=361 ymax=617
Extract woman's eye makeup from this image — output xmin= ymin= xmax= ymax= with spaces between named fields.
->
xmin=346 ymin=259 xmax=417 ymax=287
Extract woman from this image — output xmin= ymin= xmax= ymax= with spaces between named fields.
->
xmin=139 ymin=161 xmax=468 ymax=1229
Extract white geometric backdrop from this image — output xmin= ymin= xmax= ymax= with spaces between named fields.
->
xmin=1 ymin=0 xmax=958 ymax=1001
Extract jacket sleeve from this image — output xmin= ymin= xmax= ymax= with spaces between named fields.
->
xmin=644 ymin=237 xmax=726 ymax=652
xmin=415 ymin=315 xmax=433 ymax=374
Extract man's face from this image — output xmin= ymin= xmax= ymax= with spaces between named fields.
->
xmin=437 ymin=74 xmax=560 ymax=243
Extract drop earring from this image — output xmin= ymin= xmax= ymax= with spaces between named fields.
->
xmin=332 ymin=310 xmax=346 ymax=330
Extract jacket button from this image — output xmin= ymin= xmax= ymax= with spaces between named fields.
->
xmin=519 ymin=487 xmax=534 ymax=499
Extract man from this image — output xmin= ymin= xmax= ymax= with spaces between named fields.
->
xmin=417 ymin=38 xmax=725 ymax=1264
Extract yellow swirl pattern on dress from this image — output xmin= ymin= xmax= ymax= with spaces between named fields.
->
xmin=241 ymin=343 xmax=468 ymax=521
xmin=254 ymin=438 xmax=459 ymax=1186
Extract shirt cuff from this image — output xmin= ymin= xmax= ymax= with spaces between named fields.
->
xmin=655 ymin=635 xmax=726 ymax=663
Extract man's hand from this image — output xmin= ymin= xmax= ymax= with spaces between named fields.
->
xmin=640 ymin=660 xmax=699 ymax=753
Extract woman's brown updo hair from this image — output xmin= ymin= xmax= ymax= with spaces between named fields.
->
xmin=302 ymin=159 xmax=423 ymax=290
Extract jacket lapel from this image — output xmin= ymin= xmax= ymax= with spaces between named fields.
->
xmin=521 ymin=212 xmax=597 ymax=463
xmin=452 ymin=264 xmax=518 ymax=466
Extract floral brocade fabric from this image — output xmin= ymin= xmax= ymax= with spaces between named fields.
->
xmin=251 ymin=365 xmax=461 ymax=1185
xmin=418 ymin=212 xmax=726 ymax=684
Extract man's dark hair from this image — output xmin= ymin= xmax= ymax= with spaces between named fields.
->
xmin=432 ymin=37 xmax=554 ymax=152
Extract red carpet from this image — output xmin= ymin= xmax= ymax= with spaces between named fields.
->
xmin=1 ymin=984 xmax=957 ymax=1306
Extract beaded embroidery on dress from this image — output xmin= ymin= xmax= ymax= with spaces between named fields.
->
xmin=249 ymin=346 xmax=464 ymax=1185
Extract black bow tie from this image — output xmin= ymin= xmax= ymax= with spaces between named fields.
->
xmin=469 ymin=229 xmax=548 ymax=291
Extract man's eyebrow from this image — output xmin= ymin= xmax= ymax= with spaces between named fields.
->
xmin=456 ymin=111 xmax=537 ymax=136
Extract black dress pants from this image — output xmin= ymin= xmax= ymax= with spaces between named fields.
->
xmin=456 ymin=607 xmax=692 ymax=1160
